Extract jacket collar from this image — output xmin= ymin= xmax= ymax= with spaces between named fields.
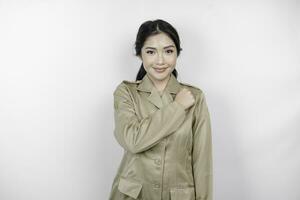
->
xmin=137 ymin=73 xmax=181 ymax=109
xmin=137 ymin=73 xmax=181 ymax=94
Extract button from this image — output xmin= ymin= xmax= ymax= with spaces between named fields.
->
xmin=154 ymin=159 xmax=161 ymax=165
xmin=153 ymin=183 xmax=160 ymax=188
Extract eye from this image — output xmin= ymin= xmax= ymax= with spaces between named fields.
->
xmin=146 ymin=50 xmax=155 ymax=54
xmin=166 ymin=49 xmax=174 ymax=54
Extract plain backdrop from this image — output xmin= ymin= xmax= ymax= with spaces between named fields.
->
xmin=0 ymin=0 xmax=299 ymax=200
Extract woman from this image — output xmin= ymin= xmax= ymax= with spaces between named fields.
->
xmin=109 ymin=19 xmax=213 ymax=200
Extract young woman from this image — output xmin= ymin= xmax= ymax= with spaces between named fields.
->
xmin=109 ymin=19 xmax=213 ymax=200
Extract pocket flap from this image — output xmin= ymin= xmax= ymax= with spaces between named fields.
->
xmin=118 ymin=177 xmax=142 ymax=199
xmin=170 ymin=187 xmax=195 ymax=200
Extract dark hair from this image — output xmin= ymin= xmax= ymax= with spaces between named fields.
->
xmin=134 ymin=19 xmax=182 ymax=81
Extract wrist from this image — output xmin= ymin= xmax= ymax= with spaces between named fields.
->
xmin=174 ymin=100 xmax=186 ymax=111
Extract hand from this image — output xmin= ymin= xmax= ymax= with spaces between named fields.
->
xmin=175 ymin=88 xmax=195 ymax=110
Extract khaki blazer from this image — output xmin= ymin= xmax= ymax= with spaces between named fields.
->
xmin=109 ymin=73 xmax=213 ymax=200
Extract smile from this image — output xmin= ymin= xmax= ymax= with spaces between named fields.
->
xmin=153 ymin=67 xmax=168 ymax=73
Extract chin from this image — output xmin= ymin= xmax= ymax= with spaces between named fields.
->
xmin=153 ymin=74 xmax=171 ymax=81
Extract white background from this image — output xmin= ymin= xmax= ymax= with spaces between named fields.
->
xmin=0 ymin=0 xmax=299 ymax=199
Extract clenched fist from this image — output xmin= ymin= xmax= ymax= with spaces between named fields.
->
xmin=175 ymin=88 xmax=195 ymax=110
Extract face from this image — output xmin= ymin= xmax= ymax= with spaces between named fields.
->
xmin=139 ymin=32 xmax=178 ymax=83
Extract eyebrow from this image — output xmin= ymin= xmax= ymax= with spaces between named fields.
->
xmin=144 ymin=45 xmax=175 ymax=50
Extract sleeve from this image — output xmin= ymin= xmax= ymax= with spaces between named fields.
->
xmin=192 ymin=91 xmax=213 ymax=200
xmin=113 ymin=82 xmax=186 ymax=154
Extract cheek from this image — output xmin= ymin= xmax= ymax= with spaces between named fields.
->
xmin=141 ymin=59 xmax=153 ymax=72
xmin=167 ymin=56 xmax=177 ymax=65
xmin=142 ymin=57 xmax=156 ymax=68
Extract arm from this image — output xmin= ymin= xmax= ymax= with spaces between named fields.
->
xmin=192 ymin=92 xmax=213 ymax=200
xmin=113 ymin=82 xmax=186 ymax=154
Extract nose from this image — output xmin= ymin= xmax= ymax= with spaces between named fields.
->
xmin=157 ymin=52 xmax=164 ymax=65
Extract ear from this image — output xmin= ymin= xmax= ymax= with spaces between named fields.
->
xmin=138 ymin=55 xmax=142 ymax=61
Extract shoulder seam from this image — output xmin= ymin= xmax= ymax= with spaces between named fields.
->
xmin=122 ymin=80 xmax=141 ymax=84
xmin=180 ymin=82 xmax=203 ymax=92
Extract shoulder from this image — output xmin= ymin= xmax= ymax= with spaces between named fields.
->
xmin=113 ymin=79 xmax=141 ymax=96
xmin=179 ymin=81 xmax=205 ymax=99
xmin=123 ymin=79 xmax=142 ymax=85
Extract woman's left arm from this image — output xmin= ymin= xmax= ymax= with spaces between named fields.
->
xmin=192 ymin=91 xmax=213 ymax=200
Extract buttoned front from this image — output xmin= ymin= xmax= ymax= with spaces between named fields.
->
xmin=108 ymin=73 xmax=213 ymax=200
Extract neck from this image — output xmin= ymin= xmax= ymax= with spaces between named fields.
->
xmin=147 ymin=74 xmax=171 ymax=92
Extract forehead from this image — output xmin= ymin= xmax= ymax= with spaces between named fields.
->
xmin=143 ymin=32 xmax=175 ymax=47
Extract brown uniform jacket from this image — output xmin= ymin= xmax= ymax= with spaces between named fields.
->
xmin=109 ymin=73 xmax=213 ymax=200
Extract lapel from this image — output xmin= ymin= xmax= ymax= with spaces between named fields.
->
xmin=137 ymin=73 xmax=181 ymax=109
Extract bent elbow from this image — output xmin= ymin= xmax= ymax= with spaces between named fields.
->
xmin=114 ymin=126 xmax=146 ymax=154
xmin=126 ymin=143 xmax=145 ymax=154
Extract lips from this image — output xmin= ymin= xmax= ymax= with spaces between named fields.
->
xmin=153 ymin=67 xmax=168 ymax=73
